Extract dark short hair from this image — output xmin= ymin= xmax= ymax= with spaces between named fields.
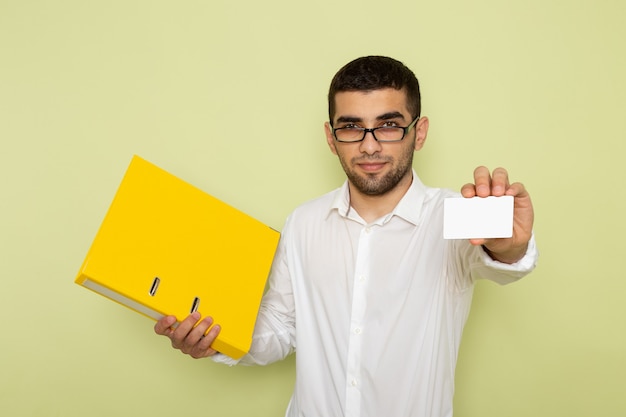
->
xmin=328 ymin=56 xmax=421 ymax=124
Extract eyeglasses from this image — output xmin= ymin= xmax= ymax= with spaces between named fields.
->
xmin=332 ymin=117 xmax=419 ymax=143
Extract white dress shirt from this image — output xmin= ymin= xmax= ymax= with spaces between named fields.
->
xmin=214 ymin=172 xmax=538 ymax=417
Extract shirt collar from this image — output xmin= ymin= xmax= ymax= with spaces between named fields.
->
xmin=329 ymin=181 xmax=352 ymax=219
xmin=328 ymin=170 xmax=427 ymax=226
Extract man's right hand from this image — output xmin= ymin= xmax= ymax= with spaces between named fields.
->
xmin=154 ymin=312 xmax=221 ymax=359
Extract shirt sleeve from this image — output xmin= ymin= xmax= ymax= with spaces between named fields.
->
xmin=211 ymin=218 xmax=297 ymax=367
xmin=448 ymin=233 xmax=539 ymax=289
xmin=472 ymin=233 xmax=538 ymax=285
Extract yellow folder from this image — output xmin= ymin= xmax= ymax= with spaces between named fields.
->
xmin=75 ymin=155 xmax=280 ymax=359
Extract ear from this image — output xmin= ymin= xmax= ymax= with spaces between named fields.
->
xmin=414 ymin=116 xmax=429 ymax=151
xmin=324 ymin=121 xmax=338 ymax=155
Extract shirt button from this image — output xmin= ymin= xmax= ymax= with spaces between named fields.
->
xmin=364 ymin=227 xmax=371 ymax=234
xmin=351 ymin=379 xmax=358 ymax=387
xmin=354 ymin=327 xmax=362 ymax=334
xmin=359 ymin=275 xmax=366 ymax=282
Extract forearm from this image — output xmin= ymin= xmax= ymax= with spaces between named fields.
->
xmin=475 ymin=234 xmax=538 ymax=285
xmin=211 ymin=301 xmax=296 ymax=366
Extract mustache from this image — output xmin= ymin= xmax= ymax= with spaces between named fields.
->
xmin=351 ymin=155 xmax=393 ymax=163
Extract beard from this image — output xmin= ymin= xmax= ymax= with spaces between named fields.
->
xmin=337 ymin=144 xmax=415 ymax=196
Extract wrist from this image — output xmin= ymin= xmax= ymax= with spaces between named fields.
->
xmin=482 ymin=243 xmax=528 ymax=264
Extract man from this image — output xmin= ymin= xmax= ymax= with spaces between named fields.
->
xmin=155 ymin=56 xmax=537 ymax=417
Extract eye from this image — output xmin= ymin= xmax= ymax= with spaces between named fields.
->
xmin=381 ymin=121 xmax=400 ymax=127
xmin=341 ymin=123 xmax=360 ymax=129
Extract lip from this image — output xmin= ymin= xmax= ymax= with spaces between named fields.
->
xmin=357 ymin=162 xmax=386 ymax=172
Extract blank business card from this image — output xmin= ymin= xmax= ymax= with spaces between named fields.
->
xmin=443 ymin=196 xmax=514 ymax=239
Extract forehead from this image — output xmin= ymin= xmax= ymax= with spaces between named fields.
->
xmin=332 ymin=88 xmax=411 ymax=122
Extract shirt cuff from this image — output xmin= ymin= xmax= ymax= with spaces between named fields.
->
xmin=480 ymin=232 xmax=538 ymax=273
xmin=210 ymin=353 xmax=241 ymax=366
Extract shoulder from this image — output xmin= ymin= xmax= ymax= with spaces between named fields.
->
xmin=295 ymin=188 xmax=339 ymax=213
xmin=425 ymin=185 xmax=459 ymax=201
xmin=425 ymin=187 xmax=460 ymax=215
xmin=393 ymin=181 xmax=459 ymax=230
xmin=417 ymin=184 xmax=460 ymax=217
xmin=283 ymin=187 xmax=341 ymax=228
xmin=408 ymin=172 xmax=460 ymax=211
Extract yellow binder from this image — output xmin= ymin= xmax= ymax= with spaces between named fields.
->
xmin=75 ymin=155 xmax=280 ymax=359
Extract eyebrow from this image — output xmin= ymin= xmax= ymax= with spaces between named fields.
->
xmin=335 ymin=111 xmax=407 ymax=125
xmin=377 ymin=111 xmax=406 ymax=121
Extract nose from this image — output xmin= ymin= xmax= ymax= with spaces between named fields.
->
xmin=359 ymin=130 xmax=382 ymax=154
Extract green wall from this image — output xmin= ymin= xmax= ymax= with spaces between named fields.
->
xmin=1 ymin=0 xmax=625 ymax=416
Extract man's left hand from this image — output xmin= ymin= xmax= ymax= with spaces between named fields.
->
xmin=461 ymin=166 xmax=534 ymax=264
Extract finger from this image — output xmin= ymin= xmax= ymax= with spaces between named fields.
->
xmin=460 ymin=182 xmax=477 ymax=198
xmin=473 ymin=166 xmax=492 ymax=197
xmin=504 ymin=181 xmax=528 ymax=198
xmin=490 ymin=167 xmax=510 ymax=196
xmin=181 ymin=316 xmax=214 ymax=351
xmin=468 ymin=238 xmax=488 ymax=246
xmin=170 ymin=312 xmax=201 ymax=347
xmin=154 ymin=315 xmax=177 ymax=336
xmin=190 ymin=324 xmax=222 ymax=359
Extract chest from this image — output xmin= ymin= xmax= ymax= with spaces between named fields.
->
xmin=291 ymin=218 xmax=448 ymax=308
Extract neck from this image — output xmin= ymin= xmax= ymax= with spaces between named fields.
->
xmin=349 ymin=171 xmax=413 ymax=223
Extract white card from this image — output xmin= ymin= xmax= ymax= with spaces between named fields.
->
xmin=443 ymin=196 xmax=514 ymax=239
